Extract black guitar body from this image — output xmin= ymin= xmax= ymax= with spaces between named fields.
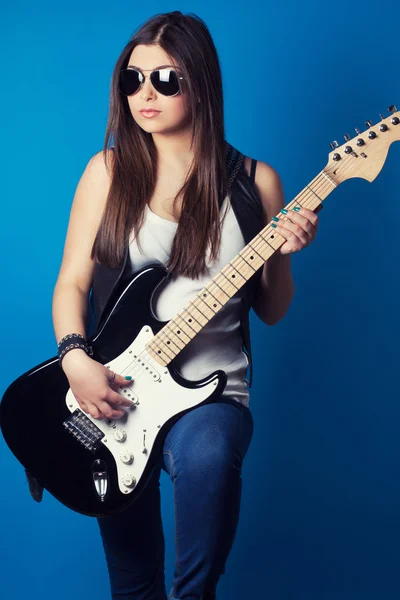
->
xmin=0 ymin=264 xmax=226 ymax=516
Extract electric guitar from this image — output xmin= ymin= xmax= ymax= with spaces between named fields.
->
xmin=1 ymin=106 xmax=399 ymax=517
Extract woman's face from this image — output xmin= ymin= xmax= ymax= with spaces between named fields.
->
xmin=125 ymin=44 xmax=190 ymax=135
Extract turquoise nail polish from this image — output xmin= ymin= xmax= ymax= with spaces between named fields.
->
xmin=272 ymin=216 xmax=279 ymax=222
xmin=292 ymin=206 xmax=301 ymax=212
xmin=125 ymin=376 xmax=132 ymax=380
xmin=271 ymin=223 xmax=277 ymax=228
xmin=280 ymin=208 xmax=288 ymax=215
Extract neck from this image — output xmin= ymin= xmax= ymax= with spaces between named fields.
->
xmin=152 ymin=126 xmax=195 ymax=169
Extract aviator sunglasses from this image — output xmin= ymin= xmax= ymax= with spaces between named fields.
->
xmin=119 ymin=66 xmax=185 ymax=97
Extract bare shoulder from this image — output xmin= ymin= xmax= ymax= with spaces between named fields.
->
xmin=244 ymin=156 xmax=284 ymax=224
xmin=55 ymin=148 xmax=115 ymax=294
xmin=86 ymin=147 xmax=115 ymax=184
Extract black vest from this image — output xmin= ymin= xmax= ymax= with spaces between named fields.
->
xmin=87 ymin=141 xmax=265 ymax=387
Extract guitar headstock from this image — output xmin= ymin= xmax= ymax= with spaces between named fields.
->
xmin=326 ymin=105 xmax=399 ymax=183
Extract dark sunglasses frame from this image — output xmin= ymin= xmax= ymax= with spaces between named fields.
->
xmin=119 ymin=67 xmax=185 ymax=97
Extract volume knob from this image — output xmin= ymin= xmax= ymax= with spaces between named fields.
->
xmin=122 ymin=474 xmax=137 ymax=488
xmin=113 ymin=429 xmax=127 ymax=442
xmin=120 ymin=452 xmax=134 ymax=464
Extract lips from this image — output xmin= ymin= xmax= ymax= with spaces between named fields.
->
xmin=140 ymin=109 xmax=160 ymax=114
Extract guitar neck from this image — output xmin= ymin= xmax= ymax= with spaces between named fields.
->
xmin=146 ymin=169 xmax=338 ymax=366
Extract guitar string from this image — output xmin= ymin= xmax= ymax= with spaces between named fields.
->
xmin=147 ymin=141 xmax=370 ymax=361
xmin=111 ymin=149 xmax=368 ymax=391
xmin=114 ymin=158 xmax=349 ymax=388
xmin=136 ymin=158 xmax=350 ymax=365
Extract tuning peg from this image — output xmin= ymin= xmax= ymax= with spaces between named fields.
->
xmin=388 ymin=105 xmax=398 ymax=114
xmin=365 ymin=119 xmax=374 ymax=127
xmin=329 ymin=141 xmax=339 ymax=150
xmin=355 ymin=128 xmax=361 ymax=135
xmin=344 ymin=133 xmax=351 ymax=141
xmin=379 ymin=113 xmax=385 ymax=120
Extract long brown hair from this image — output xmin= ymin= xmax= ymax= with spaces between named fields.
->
xmin=91 ymin=10 xmax=229 ymax=279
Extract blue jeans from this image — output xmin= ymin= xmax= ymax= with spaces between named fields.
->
xmin=97 ymin=396 xmax=254 ymax=600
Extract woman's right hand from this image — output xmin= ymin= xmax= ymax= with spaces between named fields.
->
xmin=61 ymin=350 xmax=134 ymax=420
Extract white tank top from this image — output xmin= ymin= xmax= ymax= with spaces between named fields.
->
xmin=128 ymin=196 xmax=250 ymax=407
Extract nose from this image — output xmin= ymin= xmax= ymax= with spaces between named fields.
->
xmin=139 ymin=75 xmax=156 ymax=100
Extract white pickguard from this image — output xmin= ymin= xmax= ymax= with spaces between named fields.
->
xmin=65 ymin=326 xmax=219 ymax=495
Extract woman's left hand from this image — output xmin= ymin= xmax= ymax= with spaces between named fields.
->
xmin=274 ymin=205 xmax=320 ymax=256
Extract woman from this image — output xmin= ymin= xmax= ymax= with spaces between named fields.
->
xmin=53 ymin=10 xmax=319 ymax=600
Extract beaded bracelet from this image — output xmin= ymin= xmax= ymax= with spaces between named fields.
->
xmin=57 ymin=333 xmax=93 ymax=367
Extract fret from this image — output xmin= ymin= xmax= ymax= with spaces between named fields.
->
xmin=259 ymin=229 xmax=282 ymax=251
xmin=184 ymin=303 xmax=209 ymax=326
xmin=243 ymin=242 xmax=271 ymax=264
xmin=230 ymin=256 xmax=255 ymax=279
xmin=180 ymin=308 xmax=202 ymax=333
xmin=221 ymin=264 xmax=246 ymax=287
xmin=197 ymin=289 xmax=222 ymax=312
xmin=234 ymin=253 xmax=257 ymax=274
xmin=153 ymin=326 xmax=182 ymax=354
xmin=148 ymin=338 xmax=174 ymax=362
xmin=306 ymin=185 xmax=322 ymax=203
xmin=147 ymin=346 xmax=169 ymax=365
xmin=192 ymin=296 xmax=217 ymax=319
xmin=151 ymin=331 xmax=177 ymax=357
xmin=241 ymin=244 xmax=264 ymax=264
xmin=172 ymin=314 xmax=196 ymax=342
xmin=158 ymin=334 xmax=181 ymax=355
xmin=207 ymin=280 xmax=231 ymax=303
xmin=213 ymin=274 xmax=236 ymax=298
xmin=217 ymin=271 xmax=239 ymax=294
xmin=166 ymin=320 xmax=191 ymax=346
xmin=157 ymin=325 xmax=182 ymax=352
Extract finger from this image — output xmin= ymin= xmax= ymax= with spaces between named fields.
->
xmin=283 ymin=214 xmax=316 ymax=240
xmin=275 ymin=220 xmax=310 ymax=246
xmin=85 ymin=404 xmax=110 ymax=421
xmin=96 ymin=399 xmax=126 ymax=420
xmin=285 ymin=207 xmax=319 ymax=229
xmin=107 ymin=388 xmax=136 ymax=409
xmin=107 ymin=372 xmax=133 ymax=389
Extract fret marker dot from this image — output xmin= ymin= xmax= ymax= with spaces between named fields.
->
xmin=213 ymin=304 xmax=217 ymax=307
xmin=188 ymin=319 xmax=192 ymax=322
xmin=177 ymin=330 xmax=181 ymax=334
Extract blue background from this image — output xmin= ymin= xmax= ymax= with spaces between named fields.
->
xmin=1 ymin=1 xmax=399 ymax=598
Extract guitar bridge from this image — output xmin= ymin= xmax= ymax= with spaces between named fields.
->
xmin=63 ymin=409 xmax=104 ymax=452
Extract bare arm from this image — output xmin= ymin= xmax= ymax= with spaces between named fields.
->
xmin=51 ymin=149 xmax=134 ymax=419
xmin=247 ymin=159 xmax=295 ymax=326
xmin=52 ymin=150 xmax=112 ymax=364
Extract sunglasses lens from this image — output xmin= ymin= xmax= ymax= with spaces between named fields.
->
xmin=151 ymin=69 xmax=181 ymax=96
xmin=119 ymin=70 xmax=142 ymax=96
